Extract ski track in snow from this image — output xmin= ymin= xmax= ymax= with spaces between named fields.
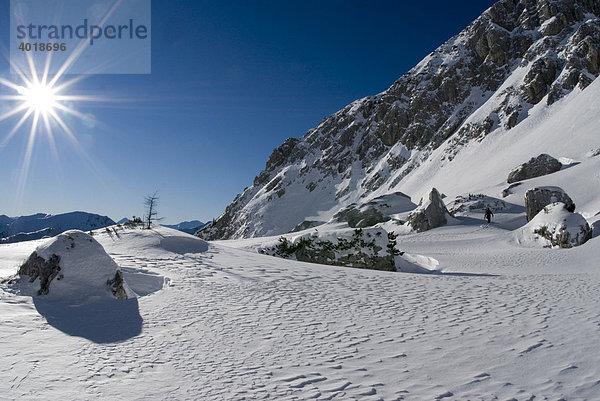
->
xmin=1 ymin=228 xmax=600 ymax=400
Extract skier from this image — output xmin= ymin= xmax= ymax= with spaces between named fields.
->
xmin=484 ymin=207 xmax=494 ymax=224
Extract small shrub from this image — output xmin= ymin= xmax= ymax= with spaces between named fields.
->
xmin=534 ymin=225 xmax=551 ymax=239
xmin=387 ymin=231 xmax=403 ymax=256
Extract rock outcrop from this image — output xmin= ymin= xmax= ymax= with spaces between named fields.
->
xmin=525 ymin=186 xmax=574 ymax=221
xmin=406 ymin=188 xmax=452 ymax=232
xmin=107 ymin=270 xmax=129 ymax=300
xmin=19 ymin=253 xmax=62 ymax=295
xmin=507 ymin=154 xmax=562 ymax=183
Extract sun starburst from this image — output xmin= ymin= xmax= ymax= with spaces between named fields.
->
xmin=17 ymin=81 xmax=59 ymax=116
xmin=0 ymin=45 xmax=106 ymax=204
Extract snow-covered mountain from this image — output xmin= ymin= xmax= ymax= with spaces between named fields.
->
xmin=163 ymin=220 xmax=206 ymax=235
xmin=0 ymin=212 xmax=115 ymax=243
xmin=199 ymin=0 xmax=600 ymax=240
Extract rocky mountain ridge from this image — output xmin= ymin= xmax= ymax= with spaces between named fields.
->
xmin=200 ymin=0 xmax=600 ymax=240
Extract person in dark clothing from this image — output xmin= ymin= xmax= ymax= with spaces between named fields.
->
xmin=484 ymin=207 xmax=494 ymax=224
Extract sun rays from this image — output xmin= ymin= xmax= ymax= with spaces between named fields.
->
xmin=0 ymin=0 xmax=145 ymax=208
xmin=0 ymin=45 xmax=106 ymax=205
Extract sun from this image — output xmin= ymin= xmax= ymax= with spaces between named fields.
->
xmin=0 ymin=66 xmax=103 ymax=205
xmin=17 ymin=81 xmax=59 ymax=116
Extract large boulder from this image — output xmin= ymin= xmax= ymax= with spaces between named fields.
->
xmin=525 ymin=186 xmax=574 ymax=221
xmin=507 ymin=154 xmax=562 ymax=183
xmin=334 ymin=192 xmax=416 ymax=228
xmin=18 ymin=230 xmax=132 ymax=301
xmin=407 ymin=188 xmax=452 ymax=232
xmin=519 ymin=202 xmax=592 ymax=248
xmin=334 ymin=205 xmax=388 ymax=228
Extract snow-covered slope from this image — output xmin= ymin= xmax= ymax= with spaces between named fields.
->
xmin=200 ymin=0 xmax=600 ymax=240
xmin=0 ymin=211 xmax=115 ymax=244
xmin=1 ymin=224 xmax=599 ymax=399
xmin=398 ymin=73 xmax=600 ymax=217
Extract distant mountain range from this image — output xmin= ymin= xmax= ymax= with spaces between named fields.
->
xmin=163 ymin=220 xmax=206 ymax=235
xmin=0 ymin=212 xmax=115 ymax=244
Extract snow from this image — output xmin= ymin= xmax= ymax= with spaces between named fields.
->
xmin=2 ymin=224 xmax=597 ymax=399
xmin=159 ymin=236 xmax=209 ymax=254
xmin=397 ymin=75 xmax=600 ymax=222
xmin=516 ymin=202 xmax=591 ymax=248
xmin=18 ymin=230 xmax=135 ymax=302
xmin=2 ymin=12 xmax=600 ymax=399
xmin=0 ymin=211 xmax=115 ymax=240
xmin=395 ymin=252 xmax=440 ymax=274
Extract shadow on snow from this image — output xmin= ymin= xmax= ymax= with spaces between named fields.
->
xmin=33 ymin=297 xmax=142 ymax=343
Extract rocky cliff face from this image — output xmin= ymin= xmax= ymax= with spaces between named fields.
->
xmin=200 ymin=0 xmax=600 ymax=240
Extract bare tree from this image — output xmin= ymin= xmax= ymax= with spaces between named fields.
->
xmin=144 ymin=191 xmax=162 ymax=229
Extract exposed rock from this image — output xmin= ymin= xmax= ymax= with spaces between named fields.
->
xmin=588 ymin=148 xmax=600 ymax=157
xmin=523 ymin=57 xmax=558 ymax=104
xmin=407 ymin=188 xmax=451 ymax=232
xmin=525 ymin=186 xmax=574 ymax=221
xmin=290 ymin=220 xmax=323 ymax=233
xmin=107 ymin=270 xmax=128 ymax=300
xmin=502 ymin=182 xmax=522 ymax=197
xmin=18 ymin=252 xmax=61 ymax=295
xmin=507 ymin=154 xmax=562 ymax=183
xmin=528 ymin=202 xmax=591 ymax=248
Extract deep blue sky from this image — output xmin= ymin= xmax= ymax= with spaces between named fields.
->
xmin=0 ymin=0 xmax=497 ymax=224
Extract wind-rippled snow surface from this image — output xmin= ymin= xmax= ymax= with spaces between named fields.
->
xmin=1 ymin=226 xmax=599 ymax=400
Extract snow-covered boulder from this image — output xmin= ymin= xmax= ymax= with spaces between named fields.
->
xmin=518 ymin=202 xmax=592 ymax=248
xmin=18 ymin=230 xmax=133 ymax=300
xmin=406 ymin=188 xmax=452 ymax=232
xmin=334 ymin=205 xmax=388 ymax=228
xmin=507 ymin=153 xmax=562 ymax=183
xmin=333 ymin=192 xmax=416 ymax=228
xmin=525 ymin=186 xmax=574 ymax=221
xmin=448 ymin=193 xmax=507 ymax=215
